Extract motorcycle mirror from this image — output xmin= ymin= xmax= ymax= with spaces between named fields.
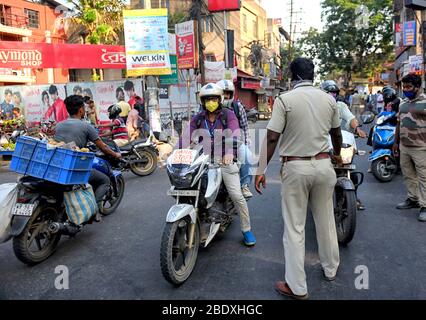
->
xmin=360 ymin=111 xmax=375 ymax=125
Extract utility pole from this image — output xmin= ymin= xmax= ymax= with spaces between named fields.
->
xmin=191 ymin=0 xmax=206 ymax=84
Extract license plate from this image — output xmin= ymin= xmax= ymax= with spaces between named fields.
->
xmin=167 ymin=189 xmax=199 ymax=197
xmin=334 ymin=164 xmax=356 ymax=170
xmin=12 ymin=203 xmax=35 ymax=216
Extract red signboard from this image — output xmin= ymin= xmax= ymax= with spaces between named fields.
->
xmin=208 ymin=0 xmax=241 ymax=12
xmin=176 ymin=21 xmax=198 ymax=69
xmin=241 ymin=78 xmax=261 ymax=90
xmin=0 ymin=42 xmax=126 ymax=69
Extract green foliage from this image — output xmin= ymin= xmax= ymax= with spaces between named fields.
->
xmin=298 ymin=0 xmax=393 ymax=85
xmin=70 ymin=0 xmax=125 ymax=45
xmin=168 ymin=11 xmax=188 ymax=33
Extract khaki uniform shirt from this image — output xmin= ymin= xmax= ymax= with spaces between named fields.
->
xmin=267 ymin=82 xmax=341 ymax=157
xmin=399 ymin=93 xmax=426 ymax=149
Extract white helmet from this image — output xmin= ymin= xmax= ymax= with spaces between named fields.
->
xmin=216 ymin=79 xmax=235 ymax=99
xmin=199 ymin=83 xmax=224 ymax=105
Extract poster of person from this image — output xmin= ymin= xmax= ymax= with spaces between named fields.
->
xmin=0 ymin=84 xmax=66 ymax=126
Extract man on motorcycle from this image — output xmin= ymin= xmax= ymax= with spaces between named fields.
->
xmin=179 ymin=83 xmax=256 ymax=246
xmin=55 ymin=95 xmax=122 ymax=217
xmin=321 ymin=80 xmax=366 ymax=210
xmin=216 ymin=79 xmax=253 ymax=199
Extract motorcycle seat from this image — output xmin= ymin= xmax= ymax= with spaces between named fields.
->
xmin=119 ymin=139 xmax=148 ymax=151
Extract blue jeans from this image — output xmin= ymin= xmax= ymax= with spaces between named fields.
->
xmin=239 ymin=144 xmax=253 ymax=187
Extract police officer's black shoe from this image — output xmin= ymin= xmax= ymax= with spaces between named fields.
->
xmin=418 ymin=208 xmax=426 ymax=222
xmin=396 ymin=198 xmax=420 ymax=210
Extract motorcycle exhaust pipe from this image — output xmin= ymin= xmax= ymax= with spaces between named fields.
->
xmin=49 ymin=222 xmax=81 ymax=236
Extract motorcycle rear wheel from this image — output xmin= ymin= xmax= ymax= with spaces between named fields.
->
xmin=13 ymin=205 xmax=63 ymax=265
xmin=160 ymin=218 xmax=200 ymax=286
xmin=372 ymin=158 xmax=395 ymax=182
xmin=334 ymin=188 xmax=357 ymax=245
xmin=130 ymin=148 xmax=158 ymax=177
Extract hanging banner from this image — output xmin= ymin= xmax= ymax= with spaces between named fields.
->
xmin=409 ymin=55 xmax=423 ymax=75
xmin=176 ymin=20 xmax=199 ymax=69
xmin=0 ymin=41 xmax=126 ymax=69
xmin=403 ymin=21 xmax=417 ymax=47
xmin=124 ymin=9 xmax=171 ymax=76
xmin=204 ymin=61 xmax=237 ymax=83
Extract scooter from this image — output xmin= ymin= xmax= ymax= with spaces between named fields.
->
xmin=9 ymin=154 xmax=125 ymax=265
xmin=369 ymin=111 xmax=398 ymax=182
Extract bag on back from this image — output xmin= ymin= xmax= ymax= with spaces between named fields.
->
xmin=0 ymin=183 xmax=18 ymax=243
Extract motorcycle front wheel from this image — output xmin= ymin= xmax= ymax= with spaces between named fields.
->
xmin=372 ymin=158 xmax=395 ymax=182
xmin=13 ymin=205 xmax=63 ymax=265
xmin=130 ymin=147 xmax=158 ymax=177
xmin=334 ymin=187 xmax=357 ymax=245
xmin=160 ymin=217 xmax=200 ymax=286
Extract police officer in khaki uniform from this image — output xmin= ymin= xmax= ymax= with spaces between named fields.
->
xmin=255 ymin=58 xmax=343 ymax=300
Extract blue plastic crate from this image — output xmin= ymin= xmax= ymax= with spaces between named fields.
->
xmin=10 ymin=136 xmax=95 ymax=185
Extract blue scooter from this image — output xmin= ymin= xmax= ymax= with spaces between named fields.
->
xmin=369 ymin=111 xmax=399 ymax=182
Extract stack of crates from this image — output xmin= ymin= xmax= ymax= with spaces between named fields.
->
xmin=10 ymin=136 xmax=95 ymax=185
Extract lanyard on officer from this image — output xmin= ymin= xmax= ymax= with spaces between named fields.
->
xmin=205 ymin=119 xmax=218 ymax=138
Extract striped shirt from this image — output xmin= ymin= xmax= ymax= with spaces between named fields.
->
xmin=112 ymin=118 xmax=128 ymax=140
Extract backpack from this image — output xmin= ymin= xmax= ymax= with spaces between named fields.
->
xmin=231 ymin=101 xmax=241 ymax=121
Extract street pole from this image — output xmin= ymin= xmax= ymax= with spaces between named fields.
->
xmin=224 ymin=11 xmax=229 ymax=68
xmin=187 ymin=69 xmax=191 ymax=122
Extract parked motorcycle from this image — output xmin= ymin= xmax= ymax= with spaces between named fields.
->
xmin=245 ymin=108 xmax=259 ymax=123
xmin=330 ymin=130 xmax=364 ymax=245
xmin=368 ymin=111 xmax=398 ymax=182
xmin=9 ymin=154 xmax=125 ymax=265
xmin=160 ymin=144 xmax=238 ymax=285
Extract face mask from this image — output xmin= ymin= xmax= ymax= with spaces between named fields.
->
xmin=205 ymin=100 xmax=220 ymax=113
xmin=223 ymin=99 xmax=233 ymax=108
xmin=403 ymin=90 xmax=417 ymax=100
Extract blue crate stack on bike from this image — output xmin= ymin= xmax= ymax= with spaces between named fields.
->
xmin=10 ymin=136 xmax=95 ymax=185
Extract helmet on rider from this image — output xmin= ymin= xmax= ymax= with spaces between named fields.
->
xmin=382 ymin=86 xmax=397 ymax=105
xmin=216 ymin=79 xmax=235 ymax=99
xmin=108 ymin=104 xmax=122 ymax=120
xmin=320 ymin=80 xmax=340 ymax=94
xmin=199 ymin=83 xmax=224 ymax=113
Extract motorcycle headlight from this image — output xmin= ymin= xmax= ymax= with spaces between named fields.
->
xmin=341 ymin=146 xmax=355 ymax=165
xmin=376 ymin=116 xmax=384 ymax=125
xmin=167 ymin=163 xmax=201 ymax=189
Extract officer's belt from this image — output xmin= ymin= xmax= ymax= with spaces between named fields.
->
xmin=281 ymin=152 xmax=330 ymax=163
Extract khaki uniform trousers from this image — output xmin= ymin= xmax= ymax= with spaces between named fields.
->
xmin=400 ymin=145 xmax=426 ymax=208
xmin=221 ymin=163 xmax=251 ymax=232
xmin=280 ymin=158 xmax=340 ymax=296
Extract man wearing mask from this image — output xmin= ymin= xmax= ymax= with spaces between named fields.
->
xmin=255 ymin=58 xmax=342 ymax=299
xmin=179 ymin=83 xmax=256 ymax=247
xmin=393 ymin=74 xmax=426 ymax=221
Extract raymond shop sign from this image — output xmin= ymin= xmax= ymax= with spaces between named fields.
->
xmin=176 ymin=20 xmax=199 ymax=69
xmin=123 ymin=9 xmax=171 ymax=76
xmin=0 ymin=42 xmax=126 ymax=69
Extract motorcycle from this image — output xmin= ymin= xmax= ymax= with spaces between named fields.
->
xmin=103 ymin=130 xmax=159 ymax=177
xmin=368 ymin=111 xmax=398 ymax=182
xmin=9 ymin=154 xmax=125 ymax=265
xmin=245 ymin=108 xmax=259 ymax=123
xmin=160 ymin=144 xmax=237 ymax=285
xmin=330 ymin=130 xmax=364 ymax=245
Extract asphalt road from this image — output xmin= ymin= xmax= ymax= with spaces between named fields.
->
xmin=0 ymin=120 xmax=425 ymax=300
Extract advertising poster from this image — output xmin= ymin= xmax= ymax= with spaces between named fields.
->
xmin=0 ymin=84 xmax=66 ymax=126
xmin=409 ymin=55 xmax=423 ymax=74
xmin=403 ymin=21 xmax=417 ymax=47
xmin=176 ymin=20 xmax=198 ymax=69
xmin=123 ymin=9 xmax=171 ymax=76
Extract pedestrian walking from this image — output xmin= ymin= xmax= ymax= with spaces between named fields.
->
xmin=255 ymin=57 xmax=343 ymax=300
xmin=393 ymin=74 xmax=426 ymax=221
